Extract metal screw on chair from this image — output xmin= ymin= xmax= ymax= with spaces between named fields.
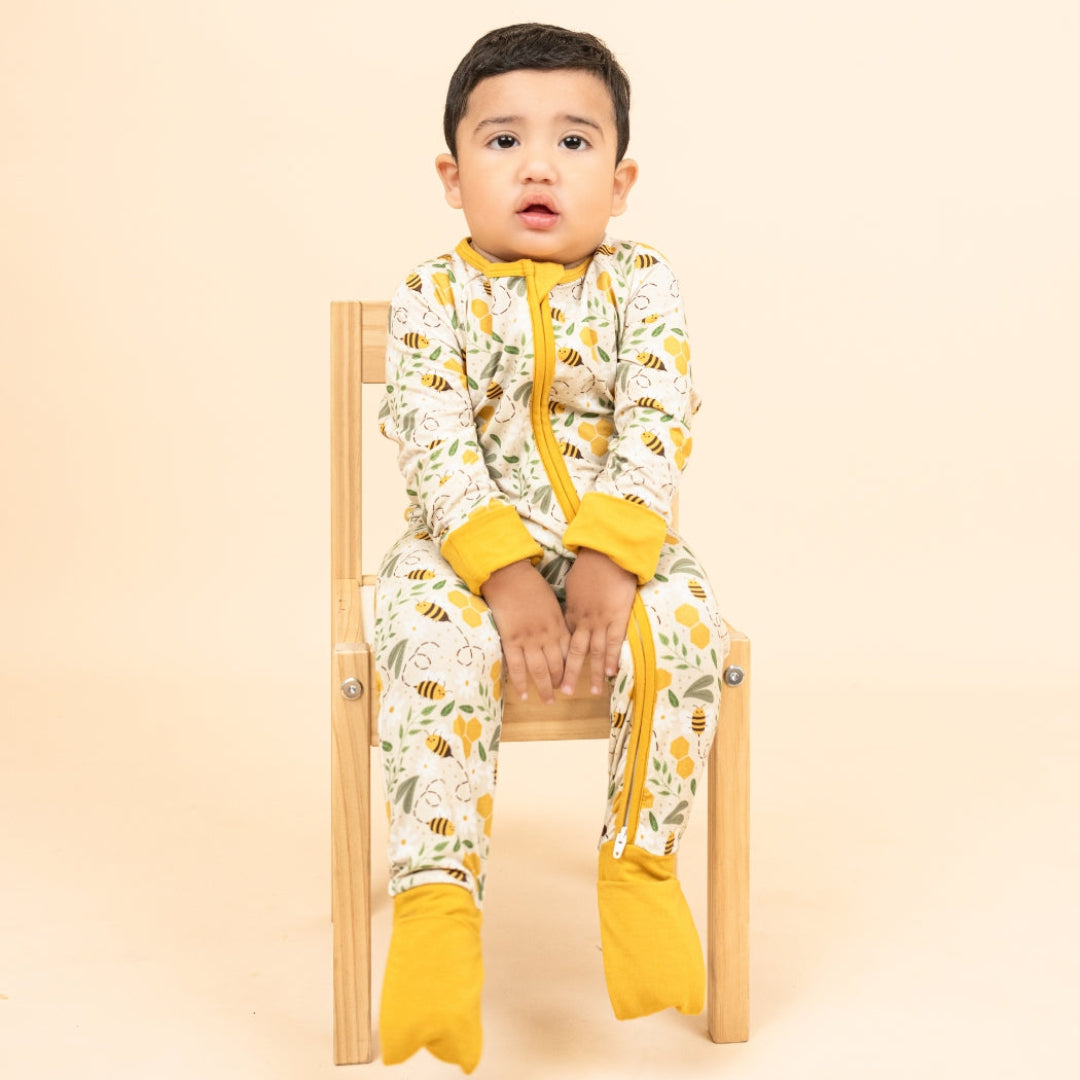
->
xmin=340 ymin=677 xmax=364 ymax=700
xmin=723 ymin=665 xmax=746 ymax=688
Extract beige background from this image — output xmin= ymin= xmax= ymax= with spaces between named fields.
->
xmin=2 ymin=1 xmax=1077 ymax=1077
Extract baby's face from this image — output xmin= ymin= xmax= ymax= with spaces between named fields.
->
xmin=436 ymin=68 xmax=637 ymax=267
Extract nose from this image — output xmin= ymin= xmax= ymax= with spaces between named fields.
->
xmin=519 ymin=147 xmax=556 ymax=184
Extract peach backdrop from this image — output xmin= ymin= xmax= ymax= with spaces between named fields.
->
xmin=2 ymin=0 xmax=1077 ymax=691
xmin=2 ymin=4 xmax=1079 ymax=1078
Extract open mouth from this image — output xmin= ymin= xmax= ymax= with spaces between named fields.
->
xmin=517 ymin=200 xmax=560 ymax=229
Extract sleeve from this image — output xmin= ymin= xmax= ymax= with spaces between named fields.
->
xmin=378 ymin=269 xmax=542 ymax=594
xmin=562 ymin=252 xmax=700 ymax=584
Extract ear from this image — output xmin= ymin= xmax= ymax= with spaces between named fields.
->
xmin=435 ymin=153 xmax=463 ymax=210
xmin=609 ymin=157 xmax=639 ymax=217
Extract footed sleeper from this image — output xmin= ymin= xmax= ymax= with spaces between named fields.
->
xmin=374 ymin=238 xmax=730 ymax=1068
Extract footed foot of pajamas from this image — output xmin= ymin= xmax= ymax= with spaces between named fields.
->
xmin=379 ymin=884 xmax=483 ymax=1073
xmin=597 ymin=839 xmax=705 ymax=1020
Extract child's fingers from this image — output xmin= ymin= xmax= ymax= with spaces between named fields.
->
xmin=604 ymin=623 xmax=623 ymax=679
xmin=503 ymin=647 xmax=531 ymax=702
xmin=525 ymin=645 xmax=557 ymax=705
xmin=588 ymin=627 xmax=608 ymax=694
xmin=561 ymin=626 xmax=591 ymax=696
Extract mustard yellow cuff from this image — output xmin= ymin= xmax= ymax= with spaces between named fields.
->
xmin=441 ymin=501 xmax=544 ymax=595
xmin=562 ymin=492 xmax=668 ymax=584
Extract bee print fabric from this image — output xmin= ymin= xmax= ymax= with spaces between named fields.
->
xmin=374 ymin=237 xmax=731 ymax=905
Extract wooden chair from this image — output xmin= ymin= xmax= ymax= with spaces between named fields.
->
xmin=330 ymin=300 xmax=751 ymax=1065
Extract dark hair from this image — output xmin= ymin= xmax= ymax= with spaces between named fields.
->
xmin=444 ymin=23 xmax=631 ymax=162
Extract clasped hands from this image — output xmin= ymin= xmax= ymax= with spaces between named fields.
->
xmin=479 ymin=547 xmax=638 ymax=705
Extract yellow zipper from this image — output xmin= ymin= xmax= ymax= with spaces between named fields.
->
xmin=522 ymin=262 xmax=658 ymax=861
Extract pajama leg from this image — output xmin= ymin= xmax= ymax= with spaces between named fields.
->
xmin=603 ymin=536 xmax=729 ymax=856
xmin=373 ymin=526 xmax=501 ymax=1072
xmin=595 ymin=535 xmax=730 ymax=1020
xmin=373 ymin=527 xmax=504 ymax=907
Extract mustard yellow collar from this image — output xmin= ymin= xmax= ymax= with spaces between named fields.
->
xmin=455 ymin=238 xmax=591 ymax=289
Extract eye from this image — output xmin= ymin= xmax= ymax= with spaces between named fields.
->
xmin=561 ymin=134 xmax=589 ymax=150
xmin=490 ymin=134 xmax=518 ymax=149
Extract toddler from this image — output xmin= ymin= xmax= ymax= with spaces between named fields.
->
xmin=374 ymin=22 xmax=731 ymax=1073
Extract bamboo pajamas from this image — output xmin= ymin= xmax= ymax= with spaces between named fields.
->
xmin=374 ymin=237 xmax=730 ymax=907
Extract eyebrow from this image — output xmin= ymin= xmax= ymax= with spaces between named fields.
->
xmin=472 ymin=113 xmax=605 ymax=136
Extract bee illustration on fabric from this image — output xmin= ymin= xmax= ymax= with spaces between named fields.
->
xmin=405 ymin=272 xmax=423 ymax=292
xmin=426 ymin=732 xmax=453 ymax=757
xmin=641 ymin=313 xmax=660 ymax=324
xmin=634 ymin=396 xmax=668 ymax=415
xmin=629 ymin=352 xmax=666 ymax=393
xmin=427 ymin=817 xmax=455 ymax=836
xmin=422 ymin=734 xmax=473 ymax=797
xmin=595 ymin=243 xmax=616 ymax=256
xmin=551 ymin=306 xmax=566 ymax=323
xmin=403 ymin=332 xmax=430 ymax=350
xmin=412 ymin=679 xmax=446 ymax=701
xmin=557 ymin=346 xmax=584 ymax=367
xmin=688 ymin=579 xmax=707 ymax=601
xmin=415 ymin=601 xmax=451 ymax=624
xmin=405 ymin=568 xmax=436 ymax=581
xmin=691 ymin=707 xmax=707 ymax=736
xmin=612 ymin=710 xmax=628 ymax=731
xmin=421 ymin=372 xmax=453 ymax=392
xmin=413 ymin=594 xmax=489 ymax=666
xmin=445 ymin=868 xmax=469 ymax=883
xmin=664 ymin=832 xmax=676 ymax=855
xmin=559 ymin=440 xmax=584 ymax=460
xmin=641 ymin=431 xmax=666 ymax=456
xmin=634 ymin=252 xmax=659 ymax=269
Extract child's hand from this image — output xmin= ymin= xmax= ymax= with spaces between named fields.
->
xmin=480 ymin=560 xmax=569 ymax=705
xmin=561 ymin=548 xmax=638 ymax=697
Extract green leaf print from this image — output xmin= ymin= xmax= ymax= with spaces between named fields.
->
xmin=597 ymin=347 xmax=610 ymax=363
xmin=654 ymin=573 xmax=669 ymax=583
xmin=440 ymin=701 xmax=454 ymax=716
xmin=477 ymin=742 xmax=487 ymax=762
xmin=505 ymin=345 xmax=519 ymax=354
xmin=690 ymin=778 xmax=697 ymax=796
xmin=431 ymin=346 xmax=442 ymax=361
xmin=395 ymin=775 xmax=418 ymax=815
xmin=387 ymin=639 xmax=406 ymax=677
xmin=668 ymin=689 xmax=679 ymax=707
xmin=648 ymin=812 xmax=658 ymax=832
xmin=684 ymin=676 xmax=716 ymax=702
xmin=663 ymin=800 xmax=689 ymax=825
xmin=652 ymin=324 xmax=664 ymax=337
xmin=381 ymin=740 xmax=392 ymax=752
xmin=669 ymin=558 xmax=699 ymax=575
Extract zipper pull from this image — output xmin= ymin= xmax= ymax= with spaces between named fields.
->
xmin=613 ymin=827 xmax=628 ymax=860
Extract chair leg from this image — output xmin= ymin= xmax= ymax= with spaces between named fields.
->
xmin=332 ymin=644 xmax=374 ymax=1064
xmin=707 ymin=628 xmax=750 ymax=1042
